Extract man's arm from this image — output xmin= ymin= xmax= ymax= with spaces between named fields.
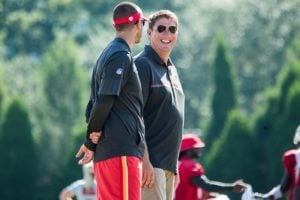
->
xmin=142 ymin=144 xmax=154 ymax=188
xmin=135 ymin=59 xmax=151 ymax=106
xmin=59 ymin=187 xmax=74 ymax=200
xmin=84 ymin=52 xmax=131 ymax=151
xmin=190 ymin=175 xmax=246 ymax=193
xmin=293 ymin=185 xmax=300 ymax=200
xmin=84 ymin=95 xmax=115 ymax=151
xmin=262 ymin=170 xmax=291 ymax=199
xmin=280 ymin=169 xmax=292 ymax=193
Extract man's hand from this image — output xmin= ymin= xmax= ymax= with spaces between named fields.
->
xmin=232 ymin=179 xmax=247 ymax=193
xmin=174 ymin=174 xmax=180 ymax=189
xmin=142 ymin=158 xmax=154 ymax=188
xmin=75 ymin=144 xmax=94 ymax=165
xmin=89 ymin=131 xmax=102 ymax=144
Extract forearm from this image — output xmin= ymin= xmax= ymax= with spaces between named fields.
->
xmin=143 ymin=142 xmax=150 ymax=162
xmin=191 ymin=175 xmax=234 ymax=193
xmin=84 ymin=95 xmax=115 ymax=151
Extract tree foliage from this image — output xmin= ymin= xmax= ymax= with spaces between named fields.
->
xmin=38 ymin=34 xmax=86 ymax=168
xmin=205 ymin=33 xmax=237 ymax=146
xmin=0 ymin=98 xmax=37 ymax=200
xmin=205 ymin=110 xmax=254 ymax=183
xmin=250 ymin=35 xmax=300 ymax=191
xmin=0 ymin=0 xmax=299 ymax=198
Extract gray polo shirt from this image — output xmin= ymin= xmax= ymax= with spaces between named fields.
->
xmin=134 ymin=45 xmax=185 ymax=173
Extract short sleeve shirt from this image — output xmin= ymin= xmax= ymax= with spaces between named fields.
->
xmin=67 ymin=179 xmax=97 ymax=200
xmin=91 ymin=38 xmax=145 ymax=162
xmin=175 ymin=157 xmax=208 ymax=200
xmin=134 ymin=45 xmax=185 ymax=173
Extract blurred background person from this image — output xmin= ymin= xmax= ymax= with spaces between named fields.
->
xmin=260 ymin=125 xmax=300 ymax=200
xmin=175 ymin=133 xmax=247 ymax=200
xmin=59 ymin=162 xmax=96 ymax=200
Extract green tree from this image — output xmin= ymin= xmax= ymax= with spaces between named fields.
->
xmin=203 ymin=110 xmax=254 ymax=200
xmin=30 ymin=35 xmax=87 ymax=200
xmin=0 ymin=85 xmax=4 ymax=121
xmin=0 ymin=98 xmax=38 ymax=200
xmin=56 ymin=125 xmax=87 ymax=196
xmin=204 ymin=110 xmax=254 ymax=182
xmin=1 ymin=0 xmax=54 ymax=57
xmin=42 ymin=35 xmax=83 ymax=134
xmin=206 ymin=34 xmax=237 ymax=147
xmin=264 ymin=36 xmax=300 ymax=189
xmin=0 ymin=85 xmax=4 ymax=140
xmin=266 ymin=82 xmax=300 ymax=186
xmin=35 ymin=125 xmax=86 ymax=200
xmin=38 ymin=36 xmax=87 ymax=169
xmin=173 ymin=0 xmax=299 ymax=128
xmin=252 ymin=35 xmax=300 ymax=191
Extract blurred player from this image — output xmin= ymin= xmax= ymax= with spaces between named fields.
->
xmin=175 ymin=133 xmax=247 ymax=200
xmin=260 ymin=125 xmax=300 ymax=200
xmin=59 ymin=162 xmax=96 ymax=200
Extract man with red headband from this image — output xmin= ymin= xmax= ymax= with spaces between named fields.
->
xmin=175 ymin=133 xmax=247 ymax=200
xmin=76 ymin=2 xmax=148 ymax=200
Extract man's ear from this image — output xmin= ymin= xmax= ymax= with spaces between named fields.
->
xmin=138 ymin=21 xmax=143 ymax=30
xmin=147 ymin=28 xmax=151 ymax=40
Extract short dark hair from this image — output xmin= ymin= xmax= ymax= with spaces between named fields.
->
xmin=113 ymin=1 xmax=141 ymax=31
xmin=148 ymin=10 xmax=179 ymax=30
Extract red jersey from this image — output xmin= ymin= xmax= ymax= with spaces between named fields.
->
xmin=175 ymin=157 xmax=209 ymax=200
xmin=283 ymin=149 xmax=300 ymax=200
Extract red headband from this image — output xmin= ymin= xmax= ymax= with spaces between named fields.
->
xmin=113 ymin=12 xmax=143 ymax=25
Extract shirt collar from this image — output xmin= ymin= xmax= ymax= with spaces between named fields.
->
xmin=144 ymin=45 xmax=173 ymax=67
xmin=114 ymin=37 xmax=131 ymax=52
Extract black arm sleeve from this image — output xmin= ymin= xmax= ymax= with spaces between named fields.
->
xmin=280 ymin=169 xmax=292 ymax=193
xmin=84 ymin=95 xmax=115 ymax=151
xmin=190 ymin=175 xmax=234 ymax=193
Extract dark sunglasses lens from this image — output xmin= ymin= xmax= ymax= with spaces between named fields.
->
xmin=157 ymin=25 xmax=166 ymax=33
xmin=169 ymin=26 xmax=177 ymax=34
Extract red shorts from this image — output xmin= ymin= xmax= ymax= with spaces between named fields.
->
xmin=94 ymin=156 xmax=142 ymax=200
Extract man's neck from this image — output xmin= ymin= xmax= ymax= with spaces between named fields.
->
xmin=116 ymin=31 xmax=135 ymax=49
xmin=160 ymin=54 xmax=170 ymax=66
xmin=150 ymin=46 xmax=170 ymax=65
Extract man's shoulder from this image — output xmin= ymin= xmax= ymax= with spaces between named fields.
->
xmin=101 ymin=40 xmax=130 ymax=59
xmin=283 ymin=149 xmax=297 ymax=166
xmin=99 ymin=47 xmax=131 ymax=64
xmin=179 ymin=158 xmax=205 ymax=174
xmin=134 ymin=52 xmax=153 ymax=69
xmin=284 ymin=149 xmax=297 ymax=157
xmin=134 ymin=51 xmax=148 ymax=62
xmin=180 ymin=158 xmax=202 ymax=167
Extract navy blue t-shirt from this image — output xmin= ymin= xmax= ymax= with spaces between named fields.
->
xmin=87 ymin=38 xmax=145 ymax=162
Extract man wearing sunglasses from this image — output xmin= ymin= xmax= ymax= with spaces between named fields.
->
xmin=76 ymin=2 xmax=149 ymax=200
xmin=134 ymin=10 xmax=185 ymax=200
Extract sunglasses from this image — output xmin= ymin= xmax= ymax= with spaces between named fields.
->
xmin=156 ymin=25 xmax=177 ymax=34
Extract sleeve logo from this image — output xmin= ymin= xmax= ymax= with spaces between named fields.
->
xmin=116 ymin=67 xmax=123 ymax=75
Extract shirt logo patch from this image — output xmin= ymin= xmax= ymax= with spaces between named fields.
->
xmin=116 ymin=67 xmax=123 ymax=75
